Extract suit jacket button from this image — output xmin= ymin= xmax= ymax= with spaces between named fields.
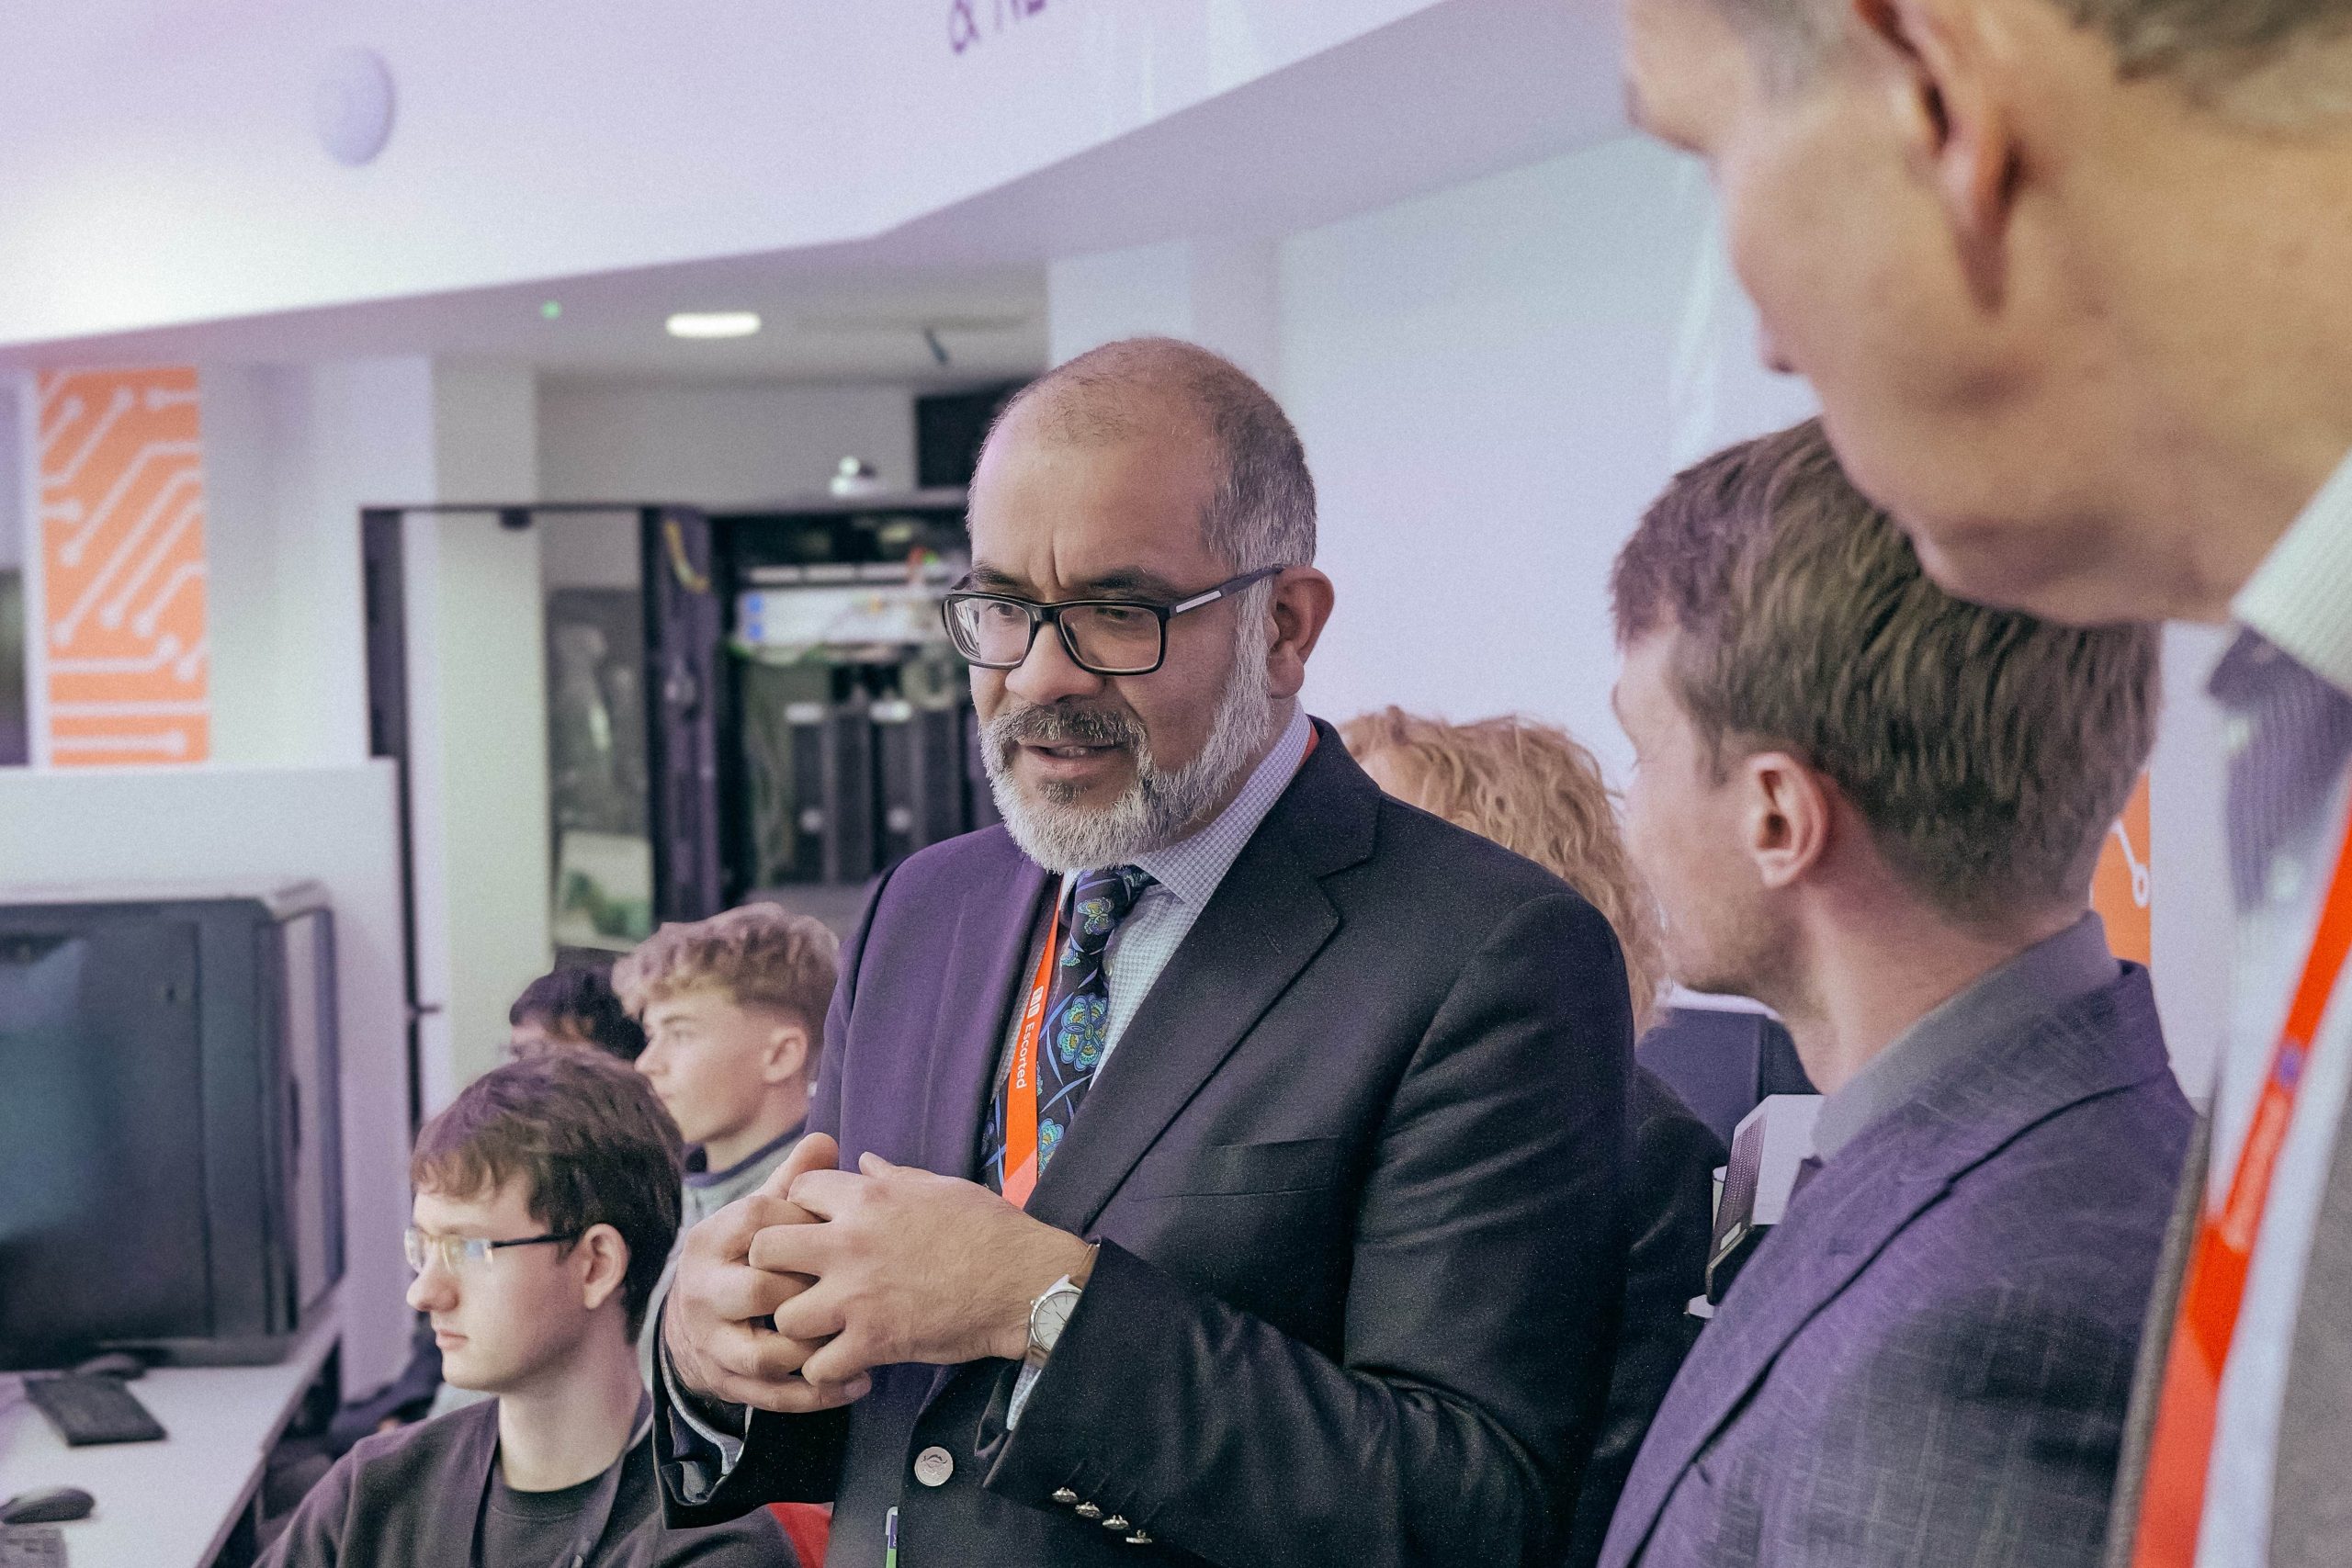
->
xmin=1051 ymin=1488 xmax=1080 ymax=1506
xmin=1125 ymin=1530 xmax=1155 ymax=1545
xmin=1102 ymin=1515 xmax=1131 ymax=1530
xmin=1075 ymin=1501 xmax=1103 ymax=1520
xmin=913 ymin=1446 xmax=956 ymax=1487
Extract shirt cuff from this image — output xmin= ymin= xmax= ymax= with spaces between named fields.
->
xmin=661 ymin=1340 xmax=751 ymax=1483
xmin=1005 ymin=1362 xmax=1045 ymax=1429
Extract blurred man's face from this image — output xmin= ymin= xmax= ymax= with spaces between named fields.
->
xmin=1621 ymin=0 xmax=2146 ymax=621
xmin=404 ymin=1179 xmax=599 ymax=1395
xmin=633 ymin=989 xmax=792 ymax=1151
xmin=1615 ymin=632 xmax=1790 ymax=1000
xmin=966 ymin=404 xmax=1278 ymax=872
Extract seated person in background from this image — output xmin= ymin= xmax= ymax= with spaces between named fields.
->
xmin=262 ymin=1052 xmax=789 ymax=1566
xmin=1339 ymin=707 xmax=1725 ymax=1568
xmin=511 ymin=962 xmax=648 ymax=1063
xmin=1597 ymin=421 xmax=2190 ymax=1568
xmin=615 ymin=902 xmax=839 ymax=1382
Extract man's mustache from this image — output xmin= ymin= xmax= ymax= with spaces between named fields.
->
xmin=988 ymin=703 xmax=1147 ymax=754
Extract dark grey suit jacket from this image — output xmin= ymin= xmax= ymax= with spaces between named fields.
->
xmin=659 ymin=721 xmax=1638 ymax=1567
xmin=1600 ymin=966 xmax=2192 ymax=1568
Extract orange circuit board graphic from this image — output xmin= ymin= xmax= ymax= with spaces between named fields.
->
xmin=2092 ymin=773 xmax=2153 ymax=966
xmin=36 ymin=367 xmax=211 ymax=765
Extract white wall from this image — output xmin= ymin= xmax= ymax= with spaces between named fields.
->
xmin=1049 ymin=238 xmax=1282 ymax=389
xmin=203 ymin=357 xmax=438 ymax=769
xmin=0 ymin=762 xmax=413 ymax=1392
xmin=537 ymin=380 xmax=918 ymax=507
xmin=1282 ymin=136 xmax=1816 ymax=783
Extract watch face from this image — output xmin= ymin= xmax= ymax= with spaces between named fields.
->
xmin=1032 ymin=1283 xmax=1080 ymax=1356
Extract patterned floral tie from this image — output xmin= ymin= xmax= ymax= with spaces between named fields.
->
xmin=983 ymin=864 xmax=1155 ymax=1195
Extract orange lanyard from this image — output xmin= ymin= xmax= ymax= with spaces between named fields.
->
xmin=2133 ymin=795 xmax=2352 ymax=1568
xmin=1000 ymin=899 xmax=1063 ymax=1210
xmin=996 ymin=729 xmax=1320 ymax=1209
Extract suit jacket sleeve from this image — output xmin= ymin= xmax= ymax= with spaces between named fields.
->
xmin=978 ymin=891 xmax=1634 ymax=1568
xmin=1562 ymin=1075 xmax=1724 ymax=1568
xmin=653 ymin=862 xmax=898 ymax=1526
xmin=1780 ymin=1284 xmax=2143 ymax=1568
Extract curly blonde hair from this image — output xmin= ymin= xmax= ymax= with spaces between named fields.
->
xmin=612 ymin=901 xmax=841 ymax=1062
xmin=1340 ymin=707 xmax=1667 ymax=1033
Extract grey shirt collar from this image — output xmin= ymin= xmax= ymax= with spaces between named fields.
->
xmin=1811 ymin=912 xmax=2121 ymax=1160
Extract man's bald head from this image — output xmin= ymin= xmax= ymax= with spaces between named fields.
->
xmin=985 ymin=337 xmax=1317 ymax=576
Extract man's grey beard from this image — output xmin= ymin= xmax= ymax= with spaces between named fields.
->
xmin=981 ymin=624 xmax=1277 ymax=874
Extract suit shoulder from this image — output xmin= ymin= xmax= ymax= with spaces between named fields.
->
xmin=1357 ymin=793 xmax=1589 ymax=910
xmin=1957 ymin=1068 xmax=2193 ymax=1217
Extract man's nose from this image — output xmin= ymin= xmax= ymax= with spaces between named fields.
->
xmin=1003 ymin=618 xmax=1105 ymax=707
xmin=406 ymin=1260 xmax=457 ymax=1314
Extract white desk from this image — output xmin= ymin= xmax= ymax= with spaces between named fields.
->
xmin=0 ymin=1303 xmax=340 ymax=1568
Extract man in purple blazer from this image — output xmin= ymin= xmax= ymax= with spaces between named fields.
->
xmin=651 ymin=337 xmax=1640 ymax=1566
xmin=1599 ymin=421 xmax=2192 ymax=1568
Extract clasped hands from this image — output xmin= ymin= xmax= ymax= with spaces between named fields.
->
xmin=664 ymin=1133 xmax=1094 ymax=1415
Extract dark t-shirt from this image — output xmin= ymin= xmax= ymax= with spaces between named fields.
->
xmin=483 ymin=1465 xmax=605 ymax=1566
xmin=259 ymin=1396 xmax=788 ymax=1568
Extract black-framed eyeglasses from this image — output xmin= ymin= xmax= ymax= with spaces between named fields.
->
xmin=940 ymin=566 xmax=1283 ymax=677
xmin=402 ymin=1227 xmax=582 ymax=1276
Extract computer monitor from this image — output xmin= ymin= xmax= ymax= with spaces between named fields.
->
xmin=0 ymin=884 xmax=343 ymax=1370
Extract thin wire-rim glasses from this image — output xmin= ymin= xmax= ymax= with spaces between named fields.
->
xmin=402 ymin=1227 xmax=582 ymax=1276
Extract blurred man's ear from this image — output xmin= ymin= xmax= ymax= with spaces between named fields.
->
xmin=578 ymin=1223 xmax=629 ymax=1314
xmin=1851 ymin=0 xmax=2022 ymax=300
xmin=1740 ymin=750 xmax=1834 ymax=890
xmin=762 ymin=1019 xmax=811 ymax=1088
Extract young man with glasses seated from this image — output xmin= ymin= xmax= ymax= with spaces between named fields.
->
xmin=260 ymin=1053 xmax=790 ymax=1567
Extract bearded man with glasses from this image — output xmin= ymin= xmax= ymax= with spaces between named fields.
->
xmin=654 ymin=336 xmax=1641 ymax=1567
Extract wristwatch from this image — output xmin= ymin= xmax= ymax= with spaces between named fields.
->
xmin=1025 ymin=1273 xmax=1085 ymax=1368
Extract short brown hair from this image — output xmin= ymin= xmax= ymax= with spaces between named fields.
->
xmin=411 ymin=1053 xmax=684 ymax=1337
xmin=1726 ymin=0 xmax=2352 ymax=119
xmin=1611 ymin=419 xmax=2158 ymax=925
xmin=1340 ymin=708 xmax=1668 ymax=1032
xmin=613 ymin=902 xmax=841 ymax=1079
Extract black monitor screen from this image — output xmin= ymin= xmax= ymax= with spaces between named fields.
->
xmin=0 ymin=920 xmax=213 ymax=1370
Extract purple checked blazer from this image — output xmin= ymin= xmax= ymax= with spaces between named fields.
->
xmin=657 ymin=720 xmax=1638 ymax=1567
xmin=1598 ymin=966 xmax=2192 ymax=1568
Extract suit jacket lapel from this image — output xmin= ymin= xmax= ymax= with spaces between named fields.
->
xmin=1023 ymin=724 xmax=1377 ymax=1236
xmin=1605 ymin=1158 xmax=1952 ymax=1565
xmin=1608 ymin=969 xmax=2176 ymax=1567
xmin=916 ymin=848 xmax=1052 ymax=1182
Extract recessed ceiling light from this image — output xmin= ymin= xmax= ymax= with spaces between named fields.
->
xmin=667 ymin=310 xmax=761 ymax=339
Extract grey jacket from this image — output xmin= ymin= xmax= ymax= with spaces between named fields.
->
xmin=1600 ymin=965 xmax=2192 ymax=1568
xmin=259 ymin=1394 xmax=786 ymax=1567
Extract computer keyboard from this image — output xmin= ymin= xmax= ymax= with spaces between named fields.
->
xmin=23 ymin=1374 xmax=164 ymax=1447
xmin=0 ymin=1526 xmax=66 ymax=1568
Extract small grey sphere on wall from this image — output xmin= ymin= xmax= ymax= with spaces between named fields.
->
xmin=315 ymin=46 xmax=396 ymax=166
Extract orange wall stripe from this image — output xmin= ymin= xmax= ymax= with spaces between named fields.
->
xmin=36 ymin=367 xmax=210 ymax=766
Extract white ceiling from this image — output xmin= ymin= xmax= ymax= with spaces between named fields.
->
xmin=0 ymin=0 xmax=1623 ymax=388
